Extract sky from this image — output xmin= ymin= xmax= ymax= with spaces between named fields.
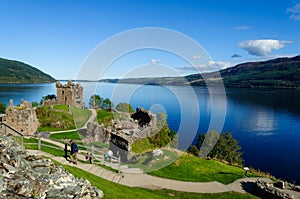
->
xmin=0 ymin=0 xmax=300 ymax=79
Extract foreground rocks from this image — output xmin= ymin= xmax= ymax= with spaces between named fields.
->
xmin=254 ymin=180 xmax=300 ymax=199
xmin=0 ymin=134 xmax=104 ymax=198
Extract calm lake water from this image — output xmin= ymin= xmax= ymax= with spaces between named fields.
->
xmin=0 ymin=82 xmax=299 ymax=184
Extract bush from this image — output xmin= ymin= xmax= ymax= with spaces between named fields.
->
xmin=116 ymin=103 xmax=134 ymax=113
xmin=189 ymin=131 xmax=243 ymax=165
xmin=0 ymin=101 xmax=7 ymax=114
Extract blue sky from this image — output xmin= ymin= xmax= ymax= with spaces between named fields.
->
xmin=0 ymin=0 xmax=300 ymax=79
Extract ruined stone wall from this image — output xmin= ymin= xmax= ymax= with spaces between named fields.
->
xmin=2 ymin=99 xmax=39 ymax=136
xmin=56 ymin=80 xmax=84 ymax=109
xmin=41 ymin=98 xmax=57 ymax=106
xmin=0 ymin=134 xmax=103 ymax=198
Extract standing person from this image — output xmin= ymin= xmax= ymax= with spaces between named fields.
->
xmin=69 ymin=140 xmax=78 ymax=164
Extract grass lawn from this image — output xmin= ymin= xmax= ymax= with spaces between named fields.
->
xmin=72 ymin=107 xmax=92 ymax=128
xmin=49 ymin=131 xmax=83 ymax=140
xmin=24 ymin=137 xmax=65 ymax=156
xmin=53 ymin=104 xmax=70 ymax=112
xmin=97 ymin=110 xmax=114 ymax=126
xmin=132 ymin=137 xmax=155 ymax=153
xmin=128 ymin=149 xmax=179 ymax=172
xmin=149 ymin=154 xmax=257 ymax=185
xmin=36 ymin=105 xmax=76 ymax=132
xmin=44 ymin=158 xmax=259 ymax=199
xmin=51 ymin=159 xmax=258 ymax=199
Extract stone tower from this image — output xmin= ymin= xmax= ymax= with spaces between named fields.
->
xmin=56 ymin=80 xmax=84 ymax=109
xmin=2 ymin=99 xmax=39 ymax=136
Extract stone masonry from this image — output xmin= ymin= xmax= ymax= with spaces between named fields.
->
xmin=2 ymin=99 xmax=39 ymax=136
xmin=56 ymin=80 xmax=84 ymax=109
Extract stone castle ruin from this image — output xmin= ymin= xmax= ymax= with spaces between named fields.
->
xmin=84 ymin=108 xmax=157 ymax=161
xmin=42 ymin=80 xmax=84 ymax=109
xmin=56 ymin=80 xmax=84 ymax=109
xmin=1 ymin=99 xmax=39 ymax=136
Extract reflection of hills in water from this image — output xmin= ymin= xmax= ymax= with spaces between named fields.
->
xmin=226 ymin=88 xmax=300 ymax=115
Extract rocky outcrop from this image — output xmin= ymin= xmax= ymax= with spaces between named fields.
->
xmin=0 ymin=134 xmax=104 ymax=198
xmin=254 ymin=180 xmax=300 ymax=199
xmin=86 ymin=121 xmax=110 ymax=142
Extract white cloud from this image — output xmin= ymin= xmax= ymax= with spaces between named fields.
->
xmin=287 ymin=3 xmax=300 ymax=20
xmin=208 ymin=60 xmax=232 ymax=70
xmin=192 ymin=54 xmax=201 ymax=59
xmin=176 ymin=60 xmax=233 ymax=73
xmin=234 ymin=25 xmax=250 ymax=30
xmin=238 ymin=39 xmax=292 ymax=56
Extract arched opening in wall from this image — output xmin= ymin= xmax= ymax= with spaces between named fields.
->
xmin=65 ymin=97 xmax=67 ymax=103
xmin=62 ymin=90 xmax=64 ymax=95
xmin=11 ymin=119 xmax=14 ymax=123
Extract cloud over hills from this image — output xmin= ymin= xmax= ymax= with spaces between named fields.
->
xmin=238 ymin=39 xmax=292 ymax=56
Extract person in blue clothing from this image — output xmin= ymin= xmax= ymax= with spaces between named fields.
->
xmin=69 ymin=140 xmax=78 ymax=164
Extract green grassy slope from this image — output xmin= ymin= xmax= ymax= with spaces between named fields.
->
xmin=0 ymin=57 xmax=55 ymax=83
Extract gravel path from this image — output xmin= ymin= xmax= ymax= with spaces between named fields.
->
xmin=27 ymin=149 xmax=272 ymax=194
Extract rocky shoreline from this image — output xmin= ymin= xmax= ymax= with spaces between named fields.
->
xmin=0 ymin=134 xmax=103 ymax=198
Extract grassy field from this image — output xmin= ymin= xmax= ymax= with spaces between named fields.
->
xmin=132 ymin=137 xmax=155 ymax=153
xmin=36 ymin=105 xmax=76 ymax=132
xmin=36 ymin=105 xmax=92 ymax=132
xmin=149 ymin=153 xmax=257 ymax=185
xmin=49 ymin=131 xmax=83 ymax=140
xmin=97 ymin=110 xmax=114 ymax=126
xmin=53 ymin=159 xmax=258 ymax=199
xmin=24 ymin=137 xmax=65 ymax=156
xmin=72 ymin=107 xmax=92 ymax=128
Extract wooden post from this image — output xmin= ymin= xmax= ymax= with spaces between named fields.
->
xmin=38 ymin=133 xmax=41 ymax=150
xmin=91 ymin=144 xmax=94 ymax=164
xmin=21 ymin=136 xmax=23 ymax=147
xmin=118 ymin=155 xmax=121 ymax=174
xmin=64 ymin=143 xmax=68 ymax=158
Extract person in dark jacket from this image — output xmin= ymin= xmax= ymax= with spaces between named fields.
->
xmin=69 ymin=140 xmax=78 ymax=164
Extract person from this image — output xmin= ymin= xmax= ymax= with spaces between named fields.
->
xmin=86 ymin=152 xmax=93 ymax=163
xmin=104 ymin=152 xmax=108 ymax=161
xmin=69 ymin=140 xmax=78 ymax=164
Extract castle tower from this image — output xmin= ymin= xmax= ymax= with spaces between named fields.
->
xmin=56 ymin=80 xmax=84 ymax=109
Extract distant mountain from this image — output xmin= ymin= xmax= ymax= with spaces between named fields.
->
xmin=187 ymin=55 xmax=300 ymax=88
xmin=0 ymin=57 xmax=55 ymax=83
xmin=101 ymin=55 xmax=300 ymax=89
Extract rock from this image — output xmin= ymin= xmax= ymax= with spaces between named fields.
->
xmin=0 ymin=134 xmax=104 ymax=198
xmin=152 ymin=149 xmax=163 ymax=157
xmin=2 ymin=163 xmax=18 ymax=174
xmin=255 ymin=180 xmax=297 ymax=199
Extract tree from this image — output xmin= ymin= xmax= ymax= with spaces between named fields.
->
xmin=40 ymin=94 xmax=56 ymax=104
xmin=149 ymin=123 xmax=171 ymax=147
xmin=188 ymin=131 xmax=243 ymax=165
xmin=89 ymin=94 xmax=103 ymax=109
xmin=116 ymin=103 xmax=134 ymax=113
xmin=148 ymin=113 xmax=177 ymax=148
xmin=0 ymin=101 xmax=7 ymax=114
xmin=31 ymin=102 xmax=39 ymax=107
xmin=103 ymin=98 xmax=113 ymax=110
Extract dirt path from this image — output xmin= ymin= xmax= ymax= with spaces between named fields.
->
xmin=27 ymin=149 xmax=272 ymax=194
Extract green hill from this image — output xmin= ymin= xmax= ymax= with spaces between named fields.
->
xmin=0 ymin=57 xmax=55 ymax=83
xmin=187 ymin=55 xmax=300 ymax=88
xmin=103 ymin=55 xmax=300 ymax=89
